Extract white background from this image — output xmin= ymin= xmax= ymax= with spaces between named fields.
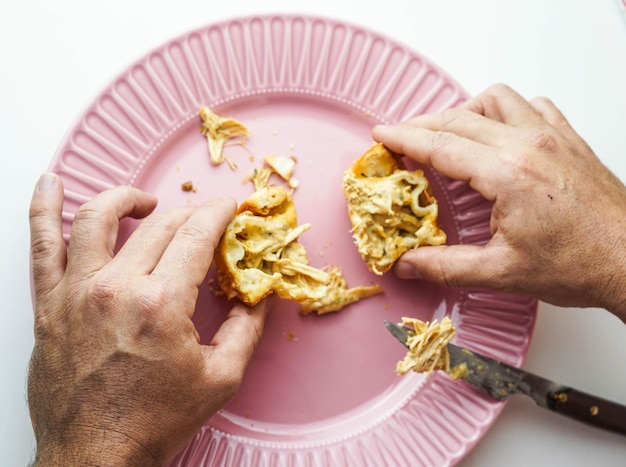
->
xmin=2 ymin=0 xmax=626 ymax=465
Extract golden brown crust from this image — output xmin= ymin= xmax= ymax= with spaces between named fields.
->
xmin=215 ymin=186 xmax=383 ymax=313
xmin=342 ymin=143 xmax=447 ymax=275
xmin=215 ymin=186 xmax=317 ymax=306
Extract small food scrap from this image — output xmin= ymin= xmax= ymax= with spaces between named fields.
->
xmin=448 ymin=362 xmax=468 ymax=380
xmin=214 ymin=186 xmax=381 ymax=314
xmin=264 ymin=155 xmax=295 ymax=181
xmin=286 ymin=331 xmax=298 ymax=342
xmin=181 ymin=180 xmax=197 ymax=192
xmin=247 ymin=166 xmax=273 ymax=190
xmin=246 ymin=155 xmax=300 ymax=190
xmin=199 ymin=106 xmax=249 ymax=169
xmin=396 ymin=316 xmax=456 ymax=375
xmin=264 ymin=155 xmax=299 ymax=189
xmin=343 ymin=143 xmax=446 ymax=275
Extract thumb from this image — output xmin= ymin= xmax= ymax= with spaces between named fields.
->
xmin=29 ymin=173 xmax=66 ymax=300
xmin=395 ymin=244 xmax=508 ymax=290
xmin=202 ymin=298 xmax=271 ymax=383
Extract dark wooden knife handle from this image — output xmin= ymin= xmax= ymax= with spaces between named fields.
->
xmin=548 ymin=387 xmax=626 ymax=435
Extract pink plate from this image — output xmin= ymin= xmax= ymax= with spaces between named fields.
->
xmin=48 ymin=14 xmax=537 ymax=466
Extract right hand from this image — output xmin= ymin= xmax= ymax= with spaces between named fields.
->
xmin=373 ymin=84 xmax=626 ymax=321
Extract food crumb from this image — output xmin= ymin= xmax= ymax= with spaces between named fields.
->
xmin=286 ymin=331 xmax=298 ymax=342
xmin=181 ymin=181 xmax=197 ymax=193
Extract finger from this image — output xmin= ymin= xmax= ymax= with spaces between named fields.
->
xmin=461 ymin=83 xmax=543 ymax=127
xmin=395 ymin=244 xmax=509 ymax=290
xmin=67 ymin=187 xmax=157 ymax=276
xmin=373 ymin=124 xmax=501 ymax=200
xmin=151 ymin=198 xmax=236 ymax=298
xmin=395 ymin=107 xmax=513 ymax=148
xmin=528 ymin=96 xmax=571 ymax=128
xmin=29 ymin=173 xmax=66 ymax=299
xmin=202 ymin=299 xmax=270 ymax=385
xmin=112 ymin=205 xmax=196 ymax=275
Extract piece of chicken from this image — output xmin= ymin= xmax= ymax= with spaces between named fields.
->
xmin=342 ymin=143 xmax=446 ymax=275
xmin=215 ymin=186 xmax=382 ymax=314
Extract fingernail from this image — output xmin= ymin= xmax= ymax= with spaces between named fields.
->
xmin=395 ymin=261 xmax=422 ymax=279
xmin=37 ymin=173 xmax=57 ymax=191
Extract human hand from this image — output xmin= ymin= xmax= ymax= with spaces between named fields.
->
xmin=373 ymin=84 xmax=626 ymax=320
xmin=28 ymin=175 xmax=269 ymax=466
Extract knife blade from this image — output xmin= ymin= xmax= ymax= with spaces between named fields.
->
xmin=384 ymin=320 xmax=626 ymax=435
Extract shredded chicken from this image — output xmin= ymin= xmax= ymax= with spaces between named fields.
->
xmin=343 ymin=143 xmax=446 ymax=275
xmin=215 ymin=186 xmax=382 ymax=314
xmin=300 ymin=266 xmax=383 ymax=315
xmin=199 ymin=107 xmax=249 ymax=169
xmin=396 ymin=316 xmax=456 ymax=375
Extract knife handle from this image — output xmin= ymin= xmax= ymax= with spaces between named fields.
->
xmin=548 ymin=387 xmax=626 ymax=435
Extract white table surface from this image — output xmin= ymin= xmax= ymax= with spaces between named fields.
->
xmin=2 ymin=1 xmax=626 ymax=465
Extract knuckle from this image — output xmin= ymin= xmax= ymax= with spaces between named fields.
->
xmin=429 ymin=130 xmax=456 ymax=155
xmin=485 ymin=82 xmax=514 ymax=97
xmin=176 ymin=222 xmax=211 ymax=245
xmin=529 ymin=95 xmax=554 ymax=108
xmin=28 ymin=201 xmax=50 ymax=223
xmin=526 ymin=128 xmax=559 ymax=154
xmin=139 ymin=280 xmax=169 ymax=310
xmin=30 ymin=233 xmax=61 ymax=260
xmin=73 ymin=201 xmax=105 ymax=222
xmin=32 ymin=311 xmax=60 ymax=340
xmin=86 ymin=273 xmax=123 ymax=310
xmin=437 ymin=108 xmax=474 ymax=128
xmin=73 ymin=201 xmax=117 ymax=230
xmin=436 ymin=257 xmax=458 ymax=289
xmin=143 ymin=212 xmax=184 ymax=234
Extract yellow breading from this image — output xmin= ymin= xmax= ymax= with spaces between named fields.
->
xmin=396 ymin=316 xmax=456 ymax=375
xmin=215 ymin=186 xmax=382 ymax=314
xmin=342 ymin=143 xmax=446 ymax=275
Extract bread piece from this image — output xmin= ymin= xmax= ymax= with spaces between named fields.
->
xmin=342 ymin=143 xmax=446 ymax=275
xmin=215 ymin=186 xmax=382 ymax=314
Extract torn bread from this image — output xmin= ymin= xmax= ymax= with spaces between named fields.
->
xmin=342 ymin=143 xmax=446 ymax=275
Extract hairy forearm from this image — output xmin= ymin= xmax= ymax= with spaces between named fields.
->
xmin=32 ymin=427 xmax=162 ymax=467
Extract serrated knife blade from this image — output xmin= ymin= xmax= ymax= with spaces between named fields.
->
xmin=384 ymin=320 xmax=626 ymax=435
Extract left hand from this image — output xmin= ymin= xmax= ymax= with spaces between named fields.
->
xmin=28 ymin=174 xmax=269 ymax=466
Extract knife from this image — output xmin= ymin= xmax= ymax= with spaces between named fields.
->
xmin=384 ymin=320 xmax=626 ymax=435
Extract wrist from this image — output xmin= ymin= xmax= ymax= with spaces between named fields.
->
xmin=34 ymin=427 xmax=162 ymax=467
xmin=591 ymin=223 xmax=626 ymax=323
